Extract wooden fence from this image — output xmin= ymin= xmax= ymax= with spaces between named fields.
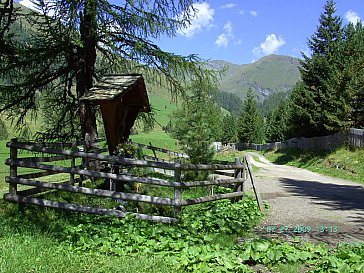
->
xmin=4 ymin=138 xmax=262 ymax=223
xmin=236 ymin=128 xmax=364 ymax=152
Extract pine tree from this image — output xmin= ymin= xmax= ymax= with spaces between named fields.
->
xmin=266 ymin=100 xmax=290 ymax=142
xmin=0 ymin=1 xmax=215 ymax=141
xmin=338 ymin=22 xmax=364 ymax=128
xmin=221 ymin=114 xmax=238 ymax=145
xmin=170 ymin=79 xmax=222 ymax=164
xmin=291 ymin=0 xmax=347 ymax=137
xmin=238 ymin=88 xmax=265 ymax=144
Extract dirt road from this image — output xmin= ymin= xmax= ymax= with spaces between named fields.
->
xmin=244 ymin=152 xmax=364 ymax=245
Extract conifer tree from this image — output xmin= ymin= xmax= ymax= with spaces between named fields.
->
xmin=338 ymin=22 xmax=364 ymax=128
xmin=291 ymin=0 xmax=346 ymax=137
xmin=266 ymin=100 xmax=290 ymax=142
xmin=238 ymin=88 xmax=265 ymax=144
xmin=170 ymin=79 xmax=222 ymax=164
xmin=221 ymin=114 xmax=238 ymax=145
xmin=0 ymin=1 xmax=214 ymax=141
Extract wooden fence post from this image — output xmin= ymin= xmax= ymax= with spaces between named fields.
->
xmin=245 ymin=155 xmax=263 ymax=212
xmin=9 ymin=138 xmax=18 ymax=195
xmin=174 ymin=161 xmax=181 ymax=217
xmin=166 ymin=144 xmax=171 ymax=161
xmin=233 ymin=157 xmax=244 ymax=201
xmin=149 ymin=141 xmax=157 ymax=159
xmin=69 ymin=140 xmax=77 ymax=185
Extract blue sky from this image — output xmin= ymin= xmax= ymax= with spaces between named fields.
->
xmin=155 ymin=0 xmax=364 ymax=64
xmin=19 ymin=0 xmax=364 ymax=64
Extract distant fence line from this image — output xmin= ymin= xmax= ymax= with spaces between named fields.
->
xmin=234 ymin=128 xmax=364 ymax=152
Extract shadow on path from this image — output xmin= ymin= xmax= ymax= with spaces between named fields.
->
xmin=279 ymin=178 xmax=364 ymax=212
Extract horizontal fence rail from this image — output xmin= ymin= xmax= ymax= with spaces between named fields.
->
xmin=127 ymin=141 xmax=189 ymax=159
xmin=4 ymin=138 xmax=262 ymax=223
xmin=6 ymin=142 xmax=244 ymax=170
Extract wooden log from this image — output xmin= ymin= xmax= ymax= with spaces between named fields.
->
xmin=6 ymin=159 xmax=180 ymax=187
xmin=8 ymin=141 xmax=74 ymax=148
xmin=70 ymin=141 xmax=77 ymax=185
xmin=149 ymin=141 xmax=158 ymax=159
xmin=213 ymin=170 xmax=235 ymax=177
xmin=3 ymin=194 xmax=178 ymax=223
xmin=128 ymin=141 xmax=189 ymax=158
xmin=15 ymin=179 xmax=79 ymax=197
xmin=174 ymin=163 xmax=182 ymax=217
xmin=98 ymin=148 xmax=109 ymax=153
xmin=179 ymin=178 xmax=245 ymax=187
xmin=9 ymin=138 xmax=18 ymax=195
xmin=7 ymin=142 xmax=244 ymax=171
xmin=246 ymin=156 xmax=263 ymax=212
xmin=6 ymin=177 xmax=179 ymax=206
xmin=20 ymin=155 xmax=71 ymax=163
xmin=179 ymin=191 xmax=245 ymax=206
xmin=143 ymin=155 xmax=174 ymax=163
xmin=232 ymin=157 xmax=244 ymax=202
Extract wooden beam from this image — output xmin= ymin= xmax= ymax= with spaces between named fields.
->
xmin=9 ymin=138 xmax=18 ymax=195
xmin=6 ymin=142 xmax=244 ymax=170
xmin=7 ymin=141 xmax=74 ymax=148
xmin=127 ymin=141 xmax=189 ymax=158
xmin=143 ymin=155 xmax=174 ymax=163
xmin=5 ymin=160 xmax=179 ymax=187
xmin=3 ymin=194 xmax=178 ymax=223
xmin=179 ymin=178 xmax=245 ymax=187
xmin=246 ymin=156 xmax=263 ymax=212
xmin=20 ymin=155 xmax=71 ymax=163
xmin=213 ymin=170 xmax=235 ymax=177
xmin=6 ymin=177 xmax=178 ymax=206
xmin=174 ymin=163 xmax=182 ymax=217
xmin=179 ymin=191 xmax=245 ymax=206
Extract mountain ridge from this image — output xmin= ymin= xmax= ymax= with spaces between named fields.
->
xmin=210 ymin=54 xmax=302 ymax=99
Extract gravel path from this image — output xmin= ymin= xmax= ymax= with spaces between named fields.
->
xmin=243 ymin=152 xmax=364 ymax=245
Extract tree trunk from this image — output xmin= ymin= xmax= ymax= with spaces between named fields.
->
xmin=77 ymin=0 xmax=98 ymax=143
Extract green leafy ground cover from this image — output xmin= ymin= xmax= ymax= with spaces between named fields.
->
xmin=1 ymin=194 xmax=363 ymax=273
xmin=262 ymin=147 xmax=364 ymax=184
xmin=1 ymin=136 xmax=363 ymax=272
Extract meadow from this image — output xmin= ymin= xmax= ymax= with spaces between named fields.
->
xmin=1 ymin=102 xmax=363 ymax=272
xmin=1 ymin=132 xmax=364 ymax=272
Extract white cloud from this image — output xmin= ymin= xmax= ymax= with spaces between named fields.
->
xmin=221 ymin=3 xmax=236 ymax=9
xmin=292 ymin=45 xmax=310 ymax=58
xmin=19 ymin=0 xmax=56 ymax=17
xmin=215 ymin=33 xmax=229 ymax=47
xmin=177 ymin=2 xmax=215 ymax=38
xmin=239 ymin=10 xmax=258 ymax=16
xmin=215 ymin=20 xmax=234 ymax=48
xmin=234 ymin=40 xmax=242 ymax=45
xmin=345 ymin=10 xmax=361 ymax=24
xmin=223 ymin=20 xmax=233 ymax=34
xmin=249 ymin=10 xmax=258 ymax=17
xmin=19 ymin=0 xmax=38 ymax=10
xmin=253 ymin=34 xmax=286 ymax=57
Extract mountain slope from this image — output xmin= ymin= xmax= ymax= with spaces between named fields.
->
xmin=212 ymin=54 xmax=301 ymax=99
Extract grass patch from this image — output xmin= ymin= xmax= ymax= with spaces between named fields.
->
xmin=262 ymin=147 xmax=364 ymax=184
xmin=148 ymin=94 xmax=177 ymax=128
xmin=0 ymin=189 xmax=363 ymax=272
xmin=130 ymin=131 xmax=178 ymax=150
